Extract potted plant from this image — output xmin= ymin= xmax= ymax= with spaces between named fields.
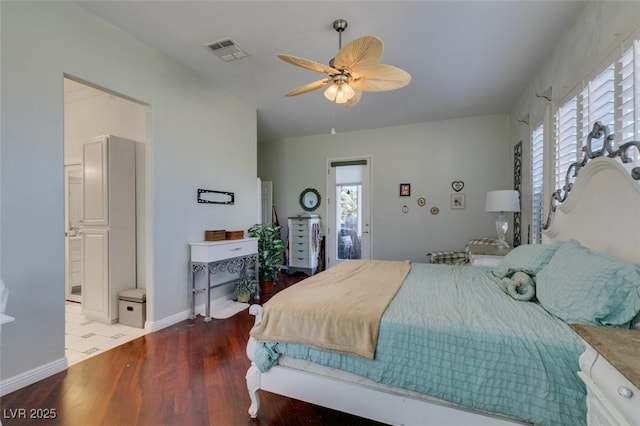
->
xmin=248 ymin=223 xmax=285 ymax=294
xmin=233 ymin=276 xmax=257 ymax=303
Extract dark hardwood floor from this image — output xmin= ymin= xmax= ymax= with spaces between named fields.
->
xmin=1 ymin=273 xmax=386 ymax=426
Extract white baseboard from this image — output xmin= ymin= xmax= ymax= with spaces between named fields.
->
xmin=0 ymin=357 xmax=68 ymax=397
xmin=1 ymin=295 xmax=240 ymax=396
xmin=144 ymin=294 xmax=237 ymax=332
xmin=144 ymin=309 xmax=189 ymax=332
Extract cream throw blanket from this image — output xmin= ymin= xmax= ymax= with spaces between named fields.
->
xmin=250 ymin=259 xmax=411 ymax=359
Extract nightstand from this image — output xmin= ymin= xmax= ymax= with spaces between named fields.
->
xmin=466 ymin=244 xmax=511 ymax=267
xmin=571 ymin=324 xmax=640 ymax=426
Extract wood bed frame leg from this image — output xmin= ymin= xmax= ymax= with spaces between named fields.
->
xmin=246 ymin=363 xmax=261 ymax=418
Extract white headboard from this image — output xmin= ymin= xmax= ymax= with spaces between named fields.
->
xmin=543 ymin=122 xmax=640 ymax=264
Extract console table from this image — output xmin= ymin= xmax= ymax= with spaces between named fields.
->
xmin=188 ymin=238 xmax=258 ymax=322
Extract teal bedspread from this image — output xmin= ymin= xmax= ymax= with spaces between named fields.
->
xmin=254 ymin=263 xmax=586 ymax=426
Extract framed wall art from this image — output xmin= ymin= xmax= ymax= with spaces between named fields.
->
xmin=450 ymin=193 xmax=465 ymax=209
xmin=399 ymin=183 xmax=411 ymax=197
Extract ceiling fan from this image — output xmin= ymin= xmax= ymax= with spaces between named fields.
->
xmin=277 ymin=19 xmax=411 ymax=106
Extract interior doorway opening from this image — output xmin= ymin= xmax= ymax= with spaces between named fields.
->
xmin=63 ymin=76 xmax=150 ymax=364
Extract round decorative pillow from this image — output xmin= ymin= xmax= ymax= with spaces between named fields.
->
xmin=505 ymin=271 xmax=535 ymax=301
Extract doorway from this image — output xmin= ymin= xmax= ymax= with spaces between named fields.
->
xmin=326 ymin=158 xmax=372 ymax=268
xmin=63 ymin=76 xmax=149 ymax=364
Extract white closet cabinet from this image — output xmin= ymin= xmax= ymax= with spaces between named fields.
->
xmin=81 ymin=135 xmax=137 ymax=324
xmin=288 ymin=214 xmax=321 ymax=276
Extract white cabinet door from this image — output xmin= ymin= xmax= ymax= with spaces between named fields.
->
xmin=82 ymin=137 xmax=109 ymax=226
xmin=82 ymin=229 xmax=109 ymax=322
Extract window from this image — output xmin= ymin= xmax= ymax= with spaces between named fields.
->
xmin=554 ymin=95 xmax=578 ymax=190
xmin=553 ymin=33 xmax=640 ymax=191
xmin=529 ymin=30 xmax=640 ymax=247
xmin=584 ymin=63 xmax=615 ymax=146
xmin=531 ymin=124 xmax=544 ymax=244
xmin=618 ymin=41 xmax=640 ymax=161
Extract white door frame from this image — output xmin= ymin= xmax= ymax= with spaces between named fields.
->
xmin=64 ymin=164 xmax=82 ymax=303
xmin=260 ymin=179 xmax=273 ymax=224
xmin=325 ymin=156 xmax=372 ymax=268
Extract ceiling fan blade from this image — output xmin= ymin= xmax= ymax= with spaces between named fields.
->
xmin=334 ymin=35 xmax=383 ymax=77
xmin=350 ymin=64 xmax=411 ymax=92
xmin=285 ymin=78 xmax=331 ymax=97
xmin=342 ymin=90 xmax=362 ymax=107
xmin=277 ymin=54 xmax=338 ymax=75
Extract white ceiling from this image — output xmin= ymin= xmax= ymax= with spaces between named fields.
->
xmin=75 ymin=1 xmax=586 ymax=142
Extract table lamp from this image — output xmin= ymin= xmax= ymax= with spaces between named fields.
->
xmin=485 ymin=190 xmax=520 ymax=249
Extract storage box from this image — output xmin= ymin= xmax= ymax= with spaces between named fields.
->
xmin=225 ymin=230 xmax=244 ymax=240
xmin=118 ymin=288 xmax=146 ymax=328
xmin=205 ymin=230 xmax=226 ymax=241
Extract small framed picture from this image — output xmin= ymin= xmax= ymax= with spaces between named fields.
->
xmin=450 ymin=193 xmax=465 ymax=209
xmin=400 ymin=183 xmax=411 ymax=197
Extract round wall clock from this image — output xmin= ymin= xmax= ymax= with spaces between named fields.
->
xmin=417 ymin=197 xmax=426 ymax=207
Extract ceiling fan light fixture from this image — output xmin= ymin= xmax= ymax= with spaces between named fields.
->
xmin=324 ymin=83 xmax=338 ymax=101
xmin=324 ymin=82 xmax=355 ymax=104
xmin=278 ymin=18 xmax=410 ymax=107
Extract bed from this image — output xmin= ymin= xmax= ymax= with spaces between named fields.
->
xmin=245 ymin=122 xmax=640 ymax=426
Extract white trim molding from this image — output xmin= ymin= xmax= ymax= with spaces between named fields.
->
xmin=0 ymin=358 xmax=68 ymax=397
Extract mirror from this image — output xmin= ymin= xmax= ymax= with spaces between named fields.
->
xmin=299 ymin=188 xmax=321 ymax=212
xmin=197 ymin=189 xmax=234 ymax=205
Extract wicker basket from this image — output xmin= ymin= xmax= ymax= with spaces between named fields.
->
xmin=225 ymin=230 xmax=244 ymax=240
xmin=205 ymin=230 xmax=226 ymax=241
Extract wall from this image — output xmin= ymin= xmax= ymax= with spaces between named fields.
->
xmin=0 ymin=1 xmax=257 ymax=390
xmin=64 ymin=79 xmax=147 ymax=163
xmin=510 ymin=1 xmax=640 ymax=242
xmin=259 ymin=114 xmax=511 ymax=262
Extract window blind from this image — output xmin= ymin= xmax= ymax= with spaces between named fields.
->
xmin=541 ymin=32 xmax=640 ymax=242
xmin=552 ymin=33 xmax=640 ymax=188
xmin=618 ymin=41 xmax=640 ymax=162
xmin=583 ymin=64 xmax=616 ymax=153
xmin=554 ymin=95 xmax=578 ymax=190
xmin=531 ymin=124 xmax=544 ymax=244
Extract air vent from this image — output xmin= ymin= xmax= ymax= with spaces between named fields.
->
xmin=205 ymin=38 xmax=248 ymax=62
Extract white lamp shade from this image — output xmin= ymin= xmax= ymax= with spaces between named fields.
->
xmin=485 ymin=190 xmax=520 ymax=212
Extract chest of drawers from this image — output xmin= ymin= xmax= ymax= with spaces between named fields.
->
xmin=288 ymin=214 xmax=321 ymax=276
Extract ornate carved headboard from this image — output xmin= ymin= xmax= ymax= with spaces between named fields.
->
xmin=543 ymin=122 xmax=640 ymax=263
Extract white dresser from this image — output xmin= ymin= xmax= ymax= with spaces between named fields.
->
xmin=572 ymin=324 xmax=640 ymax=426
xmin=288 ymin=214 xmax=321 ymax=276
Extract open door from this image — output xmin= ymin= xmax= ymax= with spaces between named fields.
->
xmin=326 ymin=158 xmax=371 ymax=268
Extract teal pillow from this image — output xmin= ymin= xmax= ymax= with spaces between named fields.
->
xmin=536 ymin=240 xmax=640 ymax=327
xmin=495 ymin=242 xmax=561 ymax=274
